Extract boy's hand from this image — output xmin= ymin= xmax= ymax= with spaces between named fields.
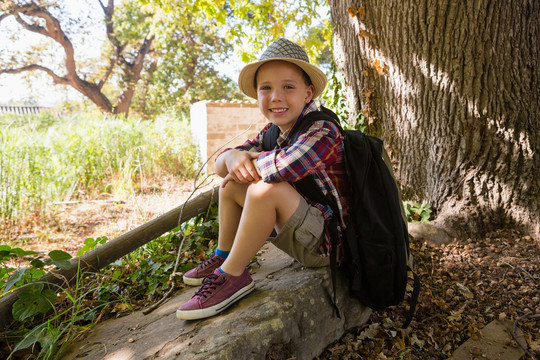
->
xmin=221 ymin=151 xmax=261 ymax=188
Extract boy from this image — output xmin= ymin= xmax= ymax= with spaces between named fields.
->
xmin=176 ymin=38 xmax=350 ymax=320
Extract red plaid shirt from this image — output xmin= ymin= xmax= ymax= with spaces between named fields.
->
xmin=221 ymin=102 xmax=350 ymax=257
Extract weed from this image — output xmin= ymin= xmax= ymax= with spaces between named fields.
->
xmin=403 ymin=201 xmax=433 ymax=223
xmin=0 ymin=203 xmax=219 ymax=359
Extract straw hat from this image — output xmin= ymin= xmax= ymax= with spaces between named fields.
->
xmin=238 ymin=38 xmax=327 ymax=99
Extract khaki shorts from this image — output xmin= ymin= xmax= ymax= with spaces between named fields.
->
xmin=269 ymin=196 xmax=330 ymax=267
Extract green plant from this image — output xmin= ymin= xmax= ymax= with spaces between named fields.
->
xmin=76 ymin=237 xmax=108 ymax=257
xmin=6 ymin=261 xmax=130 ymax=360
xmin=1 ymin=246 xmax=72 ymax=297
xmin=0 ymin=244 xmax=132 ymax=359
xmin=403 ymin=201 xmax=432 ymax=223
xmin=0 ymin=200 xmax=219 ymax=359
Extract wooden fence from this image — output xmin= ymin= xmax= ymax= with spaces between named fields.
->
xmin=0 ymin=106 xmax=50 ymax=115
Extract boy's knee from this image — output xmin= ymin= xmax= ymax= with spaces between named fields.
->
xmin=246 ymin=180 xmax=289 ymax=199
xmin=220 ymin=181 xmax=248 ymax=199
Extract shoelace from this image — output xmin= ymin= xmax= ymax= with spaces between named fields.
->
xmin=195 ymin=273 xmax=225 ymax=298
xmin=200 ymin=256 xmax=219 ymax=269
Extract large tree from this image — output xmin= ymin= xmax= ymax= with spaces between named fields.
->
xmin=328 ymin=0 xmax=539 ymax=240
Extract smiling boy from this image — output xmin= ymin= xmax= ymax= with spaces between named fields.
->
xmin=176 ymin=38 xmax=350 ymax=321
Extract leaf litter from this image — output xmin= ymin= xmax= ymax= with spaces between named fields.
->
xmin=317 ymin=228 xmax=539 ymax=359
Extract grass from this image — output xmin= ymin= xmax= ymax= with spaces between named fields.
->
xmin=0 ymin=110 xmax=198 ymax=236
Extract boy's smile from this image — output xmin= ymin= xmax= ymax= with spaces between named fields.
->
xmin=256 ymin=60 xmax=314 ymax=132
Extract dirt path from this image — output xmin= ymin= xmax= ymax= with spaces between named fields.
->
xmin=5 ymin=176 xmax=219 ymax=256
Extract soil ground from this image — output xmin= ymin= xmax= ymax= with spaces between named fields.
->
xmin=3 ymin=180 xmax=539 ymax=359
xmin=4 ymin=177 xmax=216 ymax=256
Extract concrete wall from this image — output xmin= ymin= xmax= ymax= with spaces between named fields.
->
xmin=190 ymin=100 xmax=268 ymax=174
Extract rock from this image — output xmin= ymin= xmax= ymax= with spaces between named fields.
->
xmin=449 ymin=320 xmax=525 ymax=360
xmin=62 ymin=244 xmax=371 ymax=360
xmin=408 ymin=222 xmax=452 ymax=245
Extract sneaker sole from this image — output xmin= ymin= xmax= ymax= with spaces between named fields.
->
xmin=182 ymin=275 xmax=204 ymax=286
xmin=176 ymin=281 xmax=255 ymax=320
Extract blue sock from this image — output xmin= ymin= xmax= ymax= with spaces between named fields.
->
xmin=214 ymin=248 xmax=230 ymax=259
xmin=218 ymin=266 xmax=226 ymax=274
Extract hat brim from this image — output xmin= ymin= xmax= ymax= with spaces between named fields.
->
xmin=238 ymin=58 xmax=327 ymax=100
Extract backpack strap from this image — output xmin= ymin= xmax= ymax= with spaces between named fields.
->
xmin=402 ymin=269 xmax=421 ymax=328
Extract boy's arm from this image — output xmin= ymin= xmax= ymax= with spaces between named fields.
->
xmin=215 ymin=123 xmax=271 ymax=185
xmin=216 ymin=149 xmax=262 ymax=187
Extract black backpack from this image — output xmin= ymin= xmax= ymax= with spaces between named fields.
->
xmin=262 ymin=106 xmax=420 ymax=327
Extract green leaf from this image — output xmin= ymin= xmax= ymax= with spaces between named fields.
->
xmin=47 ymin=250 xmax=72 ymax=270
xmin=48 ymin=250 xmax=72 ymax=261
xmin=53 ymin=259 xmax=72 ymax=270
xmin=3 ymin=268 xmax=26 ymax=294
xmin=9 ymin=247 xmax=39 ymax=257
xmin=13 ymin=284 xmax=57 ymax=321
xmin=111 ymin=268 xmax=122 ymax=281
xmin=30 ymin=258 xmax=46 ymax=268
xmin=13 ymin=323 xmax=47 ymax=351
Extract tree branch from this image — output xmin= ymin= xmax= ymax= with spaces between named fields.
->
xmin=115 ymin=35 xmax=154 ymax=115
xmin=0 ymin=12 xmax=10 ymax=23
xmin=100 ymin=0 xmax=125 ymax=65
xmin=10 ymin=3 xmax=79 ymax=82
xmin=0 ymin=64 xmax=68 ymax=85
xmin=2 ymin=1 xmax=153 ymax=116
xmin=13 ymin=13 xmax=48 ymax=37
xmin=98 ymin=58 xmax=115 ymax=90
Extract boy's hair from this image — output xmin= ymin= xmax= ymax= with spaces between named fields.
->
xmin=238 ymin=38 xmax=326 ymax=99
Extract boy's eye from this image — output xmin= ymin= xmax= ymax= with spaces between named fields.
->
xmin=259 ymin=85 xmax=271 ymax=91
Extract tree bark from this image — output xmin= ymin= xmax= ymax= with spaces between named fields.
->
xmin=329 ymin=0 xmax=539 ymax=240
xmin=0 ymin=185 xmax=219 ymax=329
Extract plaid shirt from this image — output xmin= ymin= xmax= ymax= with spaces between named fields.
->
xmin=222 ymin=101 xmax=350 ymax=257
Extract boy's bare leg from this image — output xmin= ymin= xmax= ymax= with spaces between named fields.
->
xmin=218 ymin=180 xmax=301 ymax=276
xmin=216 ymin=181 xmax=247 ymax=253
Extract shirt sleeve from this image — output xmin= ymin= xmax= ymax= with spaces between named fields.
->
xmin=256 ymin=120 xmax=343 ymax=183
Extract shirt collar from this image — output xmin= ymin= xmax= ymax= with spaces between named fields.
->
xmin=276 ymin=100 xmax=319 ymax=146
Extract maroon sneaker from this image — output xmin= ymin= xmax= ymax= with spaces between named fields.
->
xmin=176 ymin=268 xmax=254 ymax=320
xmin=183 ymin=255 xmax=226 ymax=286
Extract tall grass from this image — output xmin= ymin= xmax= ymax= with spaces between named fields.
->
xmin=0 ymin=110 xmax=198 ymax=232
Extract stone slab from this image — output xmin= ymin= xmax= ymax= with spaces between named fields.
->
xmin=62 ymin=244 xmax=371 ymax=360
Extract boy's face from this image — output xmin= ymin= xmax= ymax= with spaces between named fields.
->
xmin=256 ymin=60 xmax=314 ymax=132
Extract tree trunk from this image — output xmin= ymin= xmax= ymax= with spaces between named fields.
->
xmin=329 ymin=0 xmax=539 ymax=240
xmin=114 ymin=37 xmax=154 ymax=117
